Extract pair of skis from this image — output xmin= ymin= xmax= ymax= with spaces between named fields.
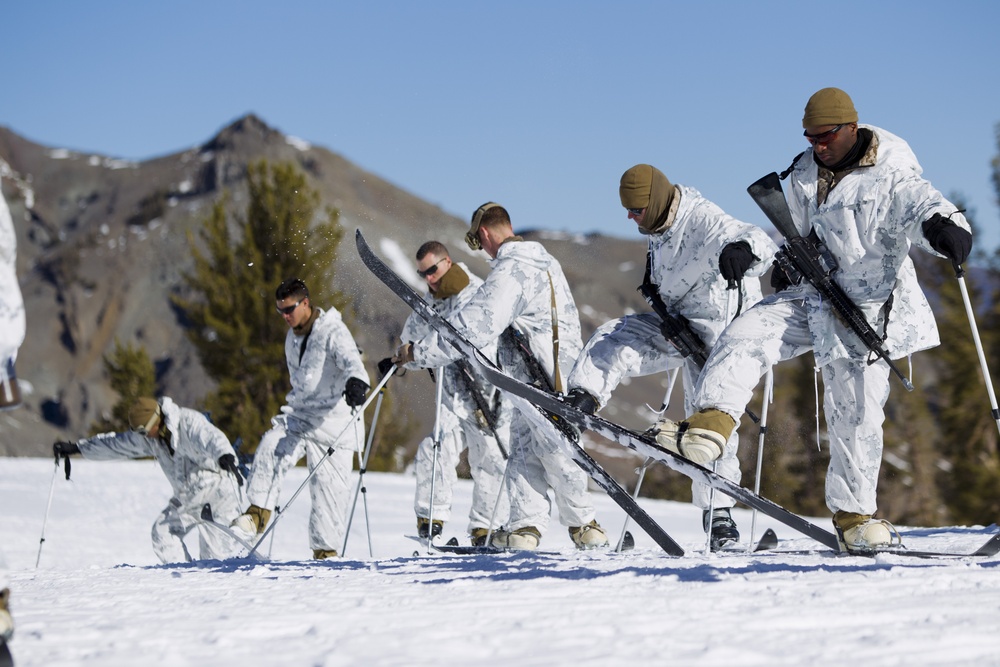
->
xmin=357 ymin=230 xmax=1000 ymax=561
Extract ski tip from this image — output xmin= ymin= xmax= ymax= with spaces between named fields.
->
xmin=754 ymin=528 xmax=779 ymax=552
xmin=616 ymin=531 xmax=636 ymax=552
xmin=973 ymin=532 xmax=1000 ymax=557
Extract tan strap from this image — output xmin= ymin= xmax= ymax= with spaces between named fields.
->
xmin=548 ymin=272 xmax=563 ymax=394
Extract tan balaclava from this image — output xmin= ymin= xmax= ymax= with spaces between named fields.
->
xmin=432 ymin=261 xmax=470 ymax=300
xmin=619 ymin=164 xmax=675 ymax=235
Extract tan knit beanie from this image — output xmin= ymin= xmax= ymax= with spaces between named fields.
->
xmin=802 ymin=88 xmax=858 ymax=128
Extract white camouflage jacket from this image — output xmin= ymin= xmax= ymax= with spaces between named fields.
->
xmin=649 ymin=185 xmax=778 ymax=347
xmin=282 ymin=306 xmax=369 ymax=429
xmin=400 ymin=264 xmax=498 ymax=428
xmin=412 ymin=240 xmax=583 ymax=389
xmin=779 ymin=124 xmax=970 ymax=365
xmin=76 ymin=397 xmax=234 ymax=501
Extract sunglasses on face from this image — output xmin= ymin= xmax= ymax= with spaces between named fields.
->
xmin=276 ymin=298 xmax=306 ymax=315
xmin=627 ymin=207 xmax=644 ymax=216
xmin=417 ymin=259 xmax=445 ymax=278
xmin=803 ymin=123 xmax=845 ymax=145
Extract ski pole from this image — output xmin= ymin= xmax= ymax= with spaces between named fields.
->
xmin=617 ymin=367 xmax=679 ymax=551
xmin=248 ymin=369 xmax=394 ymax=559
xmin=424 ymin=366 xmax=445 ymax=554
xmin=341 ymin=367 xmax=393 ymax=557
xmin=704 ymin=462 xmax=718 ymax=554
xmin=35 ymin=454 xmax=66 ymax=568
xmin=747 ymin=369 xmax=773 ymax=552
xmin=484 ymin=446 xmax=513 ymax=548
xmin=953 ymin=261 xmax=1000 ymax=438
xmin=352 ymin=410 xmax=375 ymax=557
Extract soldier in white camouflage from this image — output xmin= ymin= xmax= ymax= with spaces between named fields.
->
xmin=566 ymin=163 xmax=777 ymax=550
xmin=382 ymin=241 xmax=509 ymax=546
xmin=660 ymin=88 xmax=973 ymax=552
xmin=393 ymin=204 xmax=609 ymax=551
xmin=0 ymin=187 xmax=25 ymax=410
xmin=232 ymin=278 xmax=371 ymax=559
xmin=52 ymin=396 xmax=245 ymax=563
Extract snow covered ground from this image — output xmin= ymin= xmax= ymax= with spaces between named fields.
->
xmin=2 ymin=456 xmax=999 ymax=666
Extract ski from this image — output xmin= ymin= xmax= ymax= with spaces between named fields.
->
xmin=716 ymin=532 xmax=1000 ymax=560
xmin=859 ymin=532 xmax=1000 ymax=560
xmin=356 ymin=229 xmax=685 ymax=556
xmin=415 ymin=531 xmax=636 ymax=556
xmin=429 ymin=543 xmax=505 ymax=556
xmin=198 ymin=504 xmax=267 ymax=559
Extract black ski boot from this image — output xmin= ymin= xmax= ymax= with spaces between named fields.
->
xmin=703 ymin=508 xmax=740 ymax=552
xmin=417 ymin=518 xmax=443 ymax=539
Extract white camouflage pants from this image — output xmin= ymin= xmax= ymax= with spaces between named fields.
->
xmin=502 ymin=402 xmax=597 ymax=536
xmin=568 ymin=313 xmax=741 ymax=510
xmin=693 ymin=298 xmax=891 ymax=515
xmin=151 ymin=472 xmax=243 ymax=563
xmin=246 ymin=413 xmax=361 ymax=552
xmin=413 ymin=417 xmax=510 ymax=533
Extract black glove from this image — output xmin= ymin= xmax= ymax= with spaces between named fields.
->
xmin=923 ymin=213 xmax=972 ymax=265
xmin=218 ymin=454 xmax=243 ymax=487
xmin=376 ymin=357 xmax=395 ymax=379
xmin=53 ymin=441 xmax=80 ymax=460
xmin=770 ymin=260 xmax=794 ymax=292
xmin=719 ymin=241 xmax=756 ymax=284
xmin=343 ymin=377 xmax=370 ymax=408
xmin=566 ymin=388 xmax=599 ymax=415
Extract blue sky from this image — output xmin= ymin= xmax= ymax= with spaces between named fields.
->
xmin=4 ymin=1 xmax=999 ymax=255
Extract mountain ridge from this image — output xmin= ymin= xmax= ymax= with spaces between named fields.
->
xmin=0 ymin=115 xmax=656 ymax=462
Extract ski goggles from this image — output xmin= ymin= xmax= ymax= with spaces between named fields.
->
xmin=466 ymin=202 xmax=501 ymax=251
xmin=803 ymin=123 xmax=845 ymax=145
xmin=133 ymin=408 xmax=161 ymax=436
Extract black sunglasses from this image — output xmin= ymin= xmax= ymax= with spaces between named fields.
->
xmin=276 ymin=297 xmax=306 ymax=315
xmin=803 ymin=123 xmax=845 ymax=145
xmin=627 ymin=207 xmax=644 ymax=216
xmin=417 ymin=259 xmax=445 ymax=278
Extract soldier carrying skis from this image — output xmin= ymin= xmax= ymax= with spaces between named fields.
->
xmin=656 ymin=87 xmax=973 ymax=553
xmin=380 ymin=240 xmax=509 ymax=547
xmin=392 ymin=203 xmax=610 ymax=551
xmin=565 ymin=163 xmax=777 ymax=550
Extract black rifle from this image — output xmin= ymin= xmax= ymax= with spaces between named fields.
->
xmin=499 ymin=326 xmax=582 ymax=439
xmin=747 ymin=172 xmax=914 ymax=391
xmin=453 ymin=358 xmax=508 ymax=459
xmin=637 ymin=281 xmax=710 ymax=368
xmin=638 ymin=261 xmax=760 ymax=423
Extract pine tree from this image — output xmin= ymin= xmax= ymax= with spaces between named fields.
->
xmin=172 ymin=160 xmax=346 ymax=452
xmin=89 ymin=338 xmax=157 ymax=435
